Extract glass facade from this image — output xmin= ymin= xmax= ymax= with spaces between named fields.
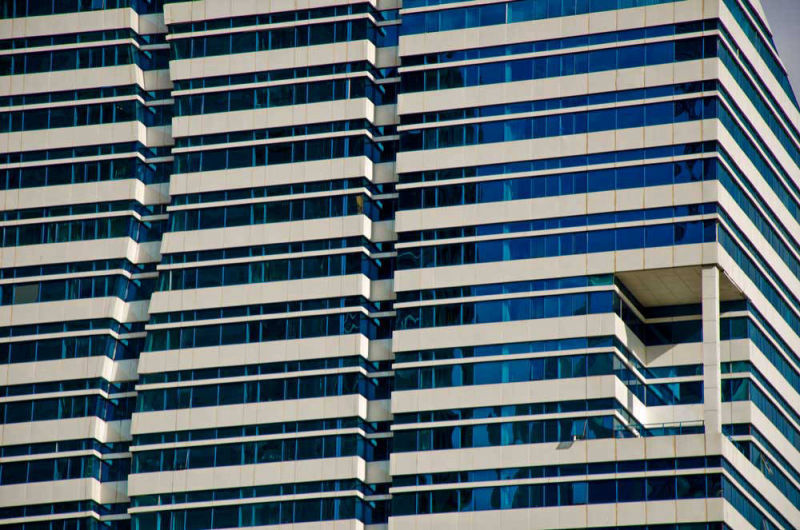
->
xmin=0 ymin=1 xmax=171 ymax=529
xmin=2 ymin=0 xmax=800 ymax=529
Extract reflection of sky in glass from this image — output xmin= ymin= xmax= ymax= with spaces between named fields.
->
xmin=761 ymin=0 xmax=800 ymax=100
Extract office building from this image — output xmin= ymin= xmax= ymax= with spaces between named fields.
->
xmin=0 ymin=1 xmax=171 ymax=529
xmin=127 ymin=0 xmax=398 ymax=528
xmin=391 ymin=0 xmax=800 ymax=527
xmin=1 ymin=0 xmax=800 ymax=529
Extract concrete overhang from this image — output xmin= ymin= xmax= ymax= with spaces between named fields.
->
xmin=616 ymin=266 xmax=745 ymax=307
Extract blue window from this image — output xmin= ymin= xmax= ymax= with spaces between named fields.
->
xmin=0 ymin=276 xmax=154 ymax=306
xmin=397 ymin=221 xmax=717 ymax=270
xmin=173 ymin=136 xmax=393 ymax=173
xmin=171 ymin=19 xmax=375 ymax=60
xmin=400 ymin=37 xmax=714 ymax=93
xmin=0 ymin=0 xmax=163 ymax=18
xmin=400 ymin=98 xmax=716 ymax=151
xmin=399 ymin=0 xmax=680 ymax=35
xmin=0 ymin=455 xmax=129 ymax=486
xmin=1 ymin=45 xmax=166 ymax=75
xmin=144 ymin=312 xmax=389 ymax=351
xmin=131 ymin=434 xmax=388 ymax=473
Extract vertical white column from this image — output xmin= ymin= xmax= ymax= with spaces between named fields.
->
xmin=702 ymin=266 xmax=722 ymax=433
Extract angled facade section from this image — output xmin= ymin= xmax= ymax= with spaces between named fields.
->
xmin=0 ymin=1 xmax=171 ymax=528
xmin=127 ymin=1 xmax=398 ymax=528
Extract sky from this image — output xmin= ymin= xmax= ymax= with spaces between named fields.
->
xmin=760 ymin=0 xmax=800 ymax=100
